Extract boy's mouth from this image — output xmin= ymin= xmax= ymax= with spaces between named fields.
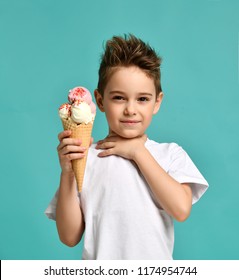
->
xmin=120 ymin=120 xmax=141 ymax=125
xmin=120 ymin=119 xmax=140 ymax=123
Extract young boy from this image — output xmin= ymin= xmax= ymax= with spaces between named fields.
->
xmin=45 ymin=34 xmax=208 ymax=260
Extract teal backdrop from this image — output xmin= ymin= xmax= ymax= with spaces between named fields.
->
xmin=0 ymin=0 xmax=238 ymax=260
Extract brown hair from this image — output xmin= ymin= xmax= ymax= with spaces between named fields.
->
xmin=97 ymin=34 xmax=162 ymax=96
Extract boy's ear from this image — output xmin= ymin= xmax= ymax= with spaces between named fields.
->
xmin=153 ymin=92 xmax=164 ymax=115
xmin=94 ymin=89 xmax=105 ymax=112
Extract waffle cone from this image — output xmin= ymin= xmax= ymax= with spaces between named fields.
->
xmin=61 ymin=118 xmax=93 ymax=192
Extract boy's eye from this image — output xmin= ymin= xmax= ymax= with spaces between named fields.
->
xmin=138 ymin=97 xmax=149 ymax=102
xmin=113 ymin=96 xmax=124 ymax=100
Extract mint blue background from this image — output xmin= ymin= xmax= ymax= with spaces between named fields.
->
xmin=0 ymin=0 xmax=238 ymax=260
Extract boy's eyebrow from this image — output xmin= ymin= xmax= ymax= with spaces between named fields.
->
xmin=109 ymin=90 xmax=125 ymax=94
xmin=109 ymin=90 xmax=153 ymax=96
xmin=138 ymin=92 xmax=153 ymax=96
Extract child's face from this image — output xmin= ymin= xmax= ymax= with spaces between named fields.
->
xmin=95 ymin=66 xmax=163 ymax=139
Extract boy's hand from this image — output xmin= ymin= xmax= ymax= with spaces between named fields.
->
xmin=95 ymin=134 xmax=147 ymax=160
xmin=57 ymin=130 xmax=93 ymax=174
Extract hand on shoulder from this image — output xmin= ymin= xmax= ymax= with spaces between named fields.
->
xmin=95 ymin=133 xmax=147 ymax=160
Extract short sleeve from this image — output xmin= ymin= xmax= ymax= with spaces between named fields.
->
xmin=167 ymin=144 xmax=209 ymax=204
xmin=45 ymin=189 xmax=59 ymax=220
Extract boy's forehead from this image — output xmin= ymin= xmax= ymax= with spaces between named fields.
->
xmin=106 ymin=66 xmax=155 ymax=89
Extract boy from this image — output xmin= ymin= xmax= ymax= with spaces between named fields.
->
xmin=45 ymin=34 xmax=208 ymax=259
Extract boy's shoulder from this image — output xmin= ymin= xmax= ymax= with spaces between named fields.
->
xmin=145 ymin=138 xmax=180 ymax=152
xmin=145 ymin=139 xmax=185 ymax=161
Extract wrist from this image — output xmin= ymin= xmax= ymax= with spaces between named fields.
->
xmin=61 ymin=170 xmax=75 ymax=181
xmin=132 ymin=145 xmax=148 ymax=163
xmin=59 ymin=170 xmax=77 ymax=192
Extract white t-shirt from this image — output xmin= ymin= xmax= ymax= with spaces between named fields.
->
xmin=45 ymin=139 xmax=208 ymax=260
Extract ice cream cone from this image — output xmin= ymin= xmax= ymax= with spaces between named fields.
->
xmin=61 ymin=118 xmax=93 ymax=192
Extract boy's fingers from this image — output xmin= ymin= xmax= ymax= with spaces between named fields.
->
xmin=97 ymin=148 xmax=114 ymax=157
xmin=66 ymin=152 xmax=86 ymax=160
xmin=96 ymin=141 xmax=115 ymax=149
xmin=97 ymin=136 xmax=116 ymax=145
xmin=58 ymin=130 xmax=71 ymax=141
xmin=61 ymin=145 xmax=86 ymax=155
xmin=57 ymin=138 xmax=82 ymax=152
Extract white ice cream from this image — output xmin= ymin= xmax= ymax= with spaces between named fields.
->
xmin=71 ymin=102 xmax=93 ymax=124
xmin=58 ymin=103 xmax=71 ymax=119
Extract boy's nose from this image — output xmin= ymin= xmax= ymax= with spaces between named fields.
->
xmin=124 ymin=102 xmax=137 ymax=116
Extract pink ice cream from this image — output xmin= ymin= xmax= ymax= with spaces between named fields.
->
xmin=68 ymin=86 xmax=96 ymax=115
xmin=68 ymin=87 xmax=92 ymax=104
xmin=89 ymin=101 xmax=96 ymax=116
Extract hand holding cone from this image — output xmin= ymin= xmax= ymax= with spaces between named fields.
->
xmin=59 ymin=87 xmax=96 ymax=192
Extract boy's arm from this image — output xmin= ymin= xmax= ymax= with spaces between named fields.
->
xmin=56 ymin=171 xmax=85 ymax=247
xmin=133 ymin=147 xmax=192 ymax=222
xmin=96 ymin=135 xmax=192 ymax=222
xmin=55 ymin=130 xmax=86 ymax=246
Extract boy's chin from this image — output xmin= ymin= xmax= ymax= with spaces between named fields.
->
xmin=109 ymin=130 xmax=144 ymax=139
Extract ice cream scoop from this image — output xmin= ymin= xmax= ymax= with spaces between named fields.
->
xmin=68 ymin=86 xmax=92 ymax=104
xmin=68 ymin=86 xmax=96 ymax=117
xmin=58 ymin=103 xmax=71 ymax=119
xmin=71 ymin=101 xmax=94 ymax=124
